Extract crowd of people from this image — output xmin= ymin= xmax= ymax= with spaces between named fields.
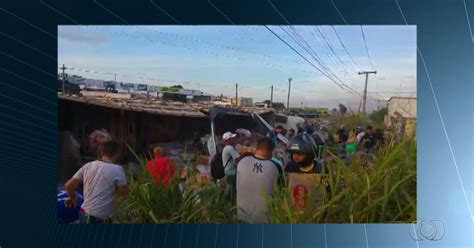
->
xmin=334 ymin=124 xmax=385 ymax=160
xmin=61 ymin=120 xmax=386 ymax=224
xmin=213 ymin=125 xmax=329 ymax=223
xmin=216 ymin=122 xmax=386 ymax=223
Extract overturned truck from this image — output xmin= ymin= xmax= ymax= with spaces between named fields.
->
xmin=207 ymin=106 xmax=287 ymax=159
xmin=58 ymin=95 xmax=278 ymax=175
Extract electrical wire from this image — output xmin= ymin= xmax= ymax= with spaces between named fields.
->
xmin=360 ymin=26 xmax=375 ymax=70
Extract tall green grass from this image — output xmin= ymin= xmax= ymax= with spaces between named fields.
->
xmin=112 ymin=150 xmax=236 ymax=223
xmin=112 ymin=136 xmax=416 ymax=224
xmin=267 ymin=137 xmax=416 ymax=223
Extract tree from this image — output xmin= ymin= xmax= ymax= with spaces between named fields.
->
xmin=338 ymin=104 xmax=347 ymax=115
xmin=272 ymin=102 xmax=285 ymax=110
xmin=171 ymin=85 xmax=183 ymax=89
xmin=370 ymin=107 xmax=388 ymax=127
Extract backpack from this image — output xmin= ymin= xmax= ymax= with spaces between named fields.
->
xmin=210 ymin=147 xmax=232 ymax=180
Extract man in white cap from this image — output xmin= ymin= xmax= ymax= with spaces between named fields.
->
xmin=222 ymin=131 xmax=240 ymax=201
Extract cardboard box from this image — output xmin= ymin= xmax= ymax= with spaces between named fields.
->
xmin=288 ymin=173 xmax=326 ymax=210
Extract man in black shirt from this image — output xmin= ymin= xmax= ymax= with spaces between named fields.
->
xmin=336 ymin=125 xmax=349 ymax=155
xmin=361 ymin=125 xmax=376 ymax=154
xmin=336 ymin=125 xmax=349 ymax=143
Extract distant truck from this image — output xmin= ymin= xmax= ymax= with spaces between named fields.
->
xmin=254 ymin=102 xmax=268 ymax=108
xmin=57 ymin=80 xmax=81 ymax=96
xmin=103 ymin=81 xmax=118 ymax=93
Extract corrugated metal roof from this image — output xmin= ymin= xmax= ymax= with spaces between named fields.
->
xmin=58 ymin=94 xmax=273 ymax=118
xmin=58 ymin=94 xmax=207 ymax=118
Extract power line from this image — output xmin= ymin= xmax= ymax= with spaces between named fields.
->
xmin=213 ymin=27 xmax=267 ymax=44
xmin=137 ymin=26 xmax=309 ymax=68
xmin=360 ymin=26 xmax=375 ymax=70
xmin=263 ymin=26 xmax=349 ymax=95
xmin=279 ymin=27 xmax=344 ymax=86
xmin=331 ymin=26 xmax=362 ymax=71
xmin=90 ymin=26 xmax=317 ymax=76
xmin=266 ymin=1 xmax=346 ymax=82
xmin=314 ymin=26 xmax=348 ymax=69
xmin=277 ymin=26 xmax=361 ymax=97
xmin=71 ymin=26 xmax=371 ymax=99
xmin=283 ymin=26 xmax=360 ymax=96
xmin=62 ymin=25 xmax=385 ymax=104
xmin=307 ymin=27 xmax=341 ymax=70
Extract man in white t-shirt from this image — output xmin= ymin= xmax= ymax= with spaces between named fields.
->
xmin=64 ymin=140 xmax=128 ymax=223
xmin=237 ymin=137 xmax=283 ymax=223
xmin=222 ymin=131 xmax=241 ymax=201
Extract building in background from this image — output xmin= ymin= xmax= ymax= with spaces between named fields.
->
xmin=385 ymin=97 xmax=417 ymax=137
xmin=240 ymin=97 xmax=253 ymax=107
xmin=231 ymin=97 xmax=253 ymax=107
xmin=65 ymin=74 xmax=214 ymax=102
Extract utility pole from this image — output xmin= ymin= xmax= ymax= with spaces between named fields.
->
xmin=270 ymin=85 xmax=273 ymax=108
xmin=287 ymin=77 xmax=292 ymax=110
xmin=358 ymin=71 xmax=377 ymax=114
xmin=60 ymin=64 xmax=67 ymax=95
xmin=235 ymin=83 xmax=238 ymax=107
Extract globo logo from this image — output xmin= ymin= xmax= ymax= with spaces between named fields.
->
xmin=409 ymin=220 xmax=445 ymax=241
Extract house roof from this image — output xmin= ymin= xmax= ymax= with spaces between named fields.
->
xmin=388 ymin=96 xmax=416 ymax=102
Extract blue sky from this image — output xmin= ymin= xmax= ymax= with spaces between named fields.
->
xmin=58 ymin=25 xmax=416 ymax=111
